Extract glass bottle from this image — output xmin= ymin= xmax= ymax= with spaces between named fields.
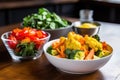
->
xmin=79 ymin=9 xmax=94 ymax=23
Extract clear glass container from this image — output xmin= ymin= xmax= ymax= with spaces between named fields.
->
xmin=1 ymin=31 xmax=50 ymax=62
xmin=79 ymin=9 xmax=94 ymax=22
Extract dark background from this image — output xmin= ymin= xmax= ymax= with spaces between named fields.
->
xmin=0 ymin=0 xmax=120 ymax=26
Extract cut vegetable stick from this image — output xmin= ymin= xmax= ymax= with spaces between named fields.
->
xmin=52 ymin=41 xmax=60 ymax=49
xmin=56 ymin=46 xmax=65 ymax=58
xmin=60 ymin=46 xmax=65 ymax=58
xmin=85 ymin=49 xmax=94 ymax=60
xmin=52 ymin=41 xmax=63 ymax=49
xmin=84 ymin=48 xmax=89 ymax=57
xmin=52 ymin=37 xmax=66 ymax=49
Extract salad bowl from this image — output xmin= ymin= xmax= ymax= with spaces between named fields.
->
xmin=43 ymin=32 xmax=113 ymax=74
xmin=1 ymin=28 xmax=50 ymax=61
xmin=22 ymin=8 xmax=72 ymax=40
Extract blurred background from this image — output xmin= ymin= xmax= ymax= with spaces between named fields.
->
xmin=0 ymin=0 xmax=120 ymax=26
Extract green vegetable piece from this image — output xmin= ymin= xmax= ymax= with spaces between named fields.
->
xmin=74 ymin=51 xmax=85 ymax=60
xmin=53 ymin=13 xmax=68 ymax=27
xmin=69 ymin=50 xmax=79 ymax=59
xmin=47 ymin=46 xmax=58 ymax=56
xmin=15 ymin=42 xmax=36 ymax=57
xmin=69 ymin=52 xmax=76 ymax=59
xmin=68 ymin=50 xmax=85 ymax=60
xmin=51 ymin=50 xmax=58 ymax=56
xmin=65 ymin=49 xmax=72 ymax=55
xmin=50 ymin=22 xmax=56 ymax=29
xmin=26 ymin=42 xmax=36 ymax=56
xmin=64 ymin=49 xmax=72 ymax=58
xmin=46 ymin=18 xmax=52 ymax=21
xmin=95 ymin=50 xmax=110 ymax=58
xmin=47 ymin=46 xmax=53 ymax=54
xmin=38 ymin=8 xmax=50 ymax=15
xmin=92 ymin=35 xmax=100 ymax=42
xmin=95 ymin=50 xmax=101 ymax=56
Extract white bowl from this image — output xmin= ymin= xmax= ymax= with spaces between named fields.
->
xmin=1 ymin=31 xmax=50 ymax=61
xmin=43 ymin=39 xmax=113 ymax=74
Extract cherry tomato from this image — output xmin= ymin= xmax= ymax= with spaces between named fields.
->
xmin=15 ymin=29 xmax=28 ymax=40
xmin=29 ymin=36 xmax=40 ymax=43
xmin=11 ymin=28 xmax=22 ymax=36
xmin=41 ymin=31 xmax=48 ymax=38
xmin=8 ymin=35 xmax=18 ymax=49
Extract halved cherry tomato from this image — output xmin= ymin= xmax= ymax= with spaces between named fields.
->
xmin=8 ymin=35 xmax=18 ymax=49
xmin=29 ymin=36 xmax=40 ymax=44
xmin=11 ymin=28 xmax=22 ymax=36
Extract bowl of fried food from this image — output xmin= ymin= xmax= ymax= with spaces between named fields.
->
xmin=43 ymin=31 xmax=113 ymax=74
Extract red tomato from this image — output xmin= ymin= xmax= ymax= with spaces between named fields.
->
xmin=35 ymin=40 xmax=45 ymax=49
xmin=41 ymin=31 xmax=47 ymax=35
xmin=41 ymin=31 xmax=47 ymax=38
xmin=29 ymin=36 xmax=45 ymax=49
xmin=8 ymin=35 xmax=18 ymax=49
xmin=35 ymin=44 xmax=40 ymax=50
xmin=11 ymin=28 xmax=22 ymax=36
xmin=15 ymin=29 xmax=28 ymax=40
xmin=29 ymin=36 xmax=40 ymax=49
xmin=29 ymin=36 xmax=40 ymax=43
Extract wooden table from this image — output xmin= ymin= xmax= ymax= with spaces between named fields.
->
xmin=0 ymin=18 xmax=120 ymax=80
